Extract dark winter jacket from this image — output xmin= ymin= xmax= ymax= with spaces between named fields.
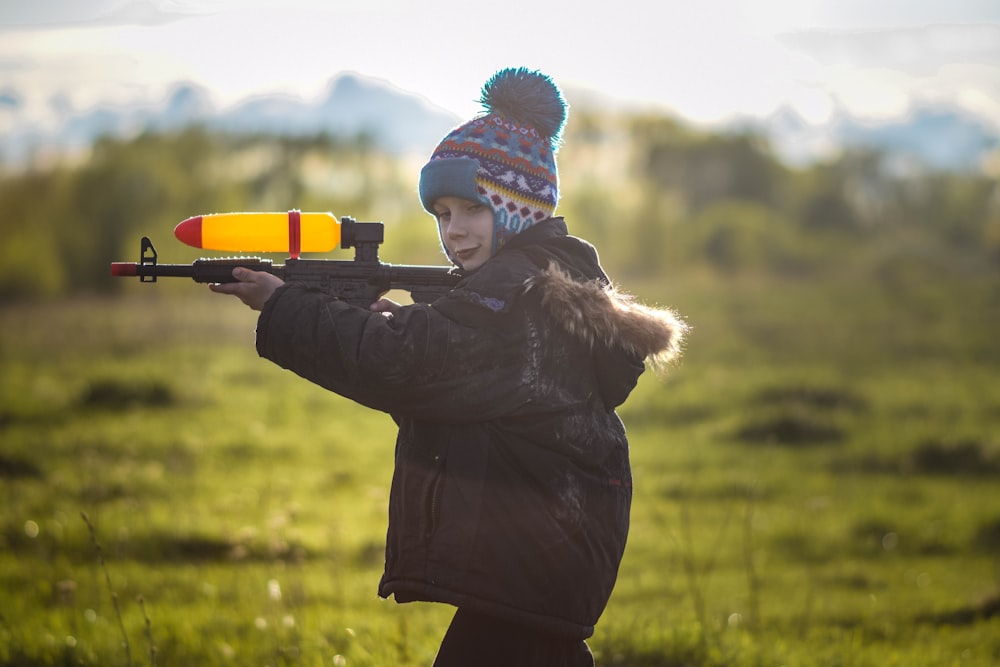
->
xmin=255 ymin=218 xmax=684 ymax=639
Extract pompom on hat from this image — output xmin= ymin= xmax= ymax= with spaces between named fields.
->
xmin=419 ymin=67 xmax=568 ymax=258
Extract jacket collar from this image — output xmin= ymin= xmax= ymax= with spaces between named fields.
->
xmin=502 ymin=218 xmax=567 ymax=253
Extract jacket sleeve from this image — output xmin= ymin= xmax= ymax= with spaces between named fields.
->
xmin=255 ymin=283 xmax=537 ymax=422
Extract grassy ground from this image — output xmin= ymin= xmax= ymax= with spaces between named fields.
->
xmin=1 ymin=270 xmax=998 ymax=666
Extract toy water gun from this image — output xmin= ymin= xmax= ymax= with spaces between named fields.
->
xmin=111 ymin=210 xmax=460 ymax=306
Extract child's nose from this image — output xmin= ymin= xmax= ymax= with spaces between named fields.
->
xmin=447 ymin=216 xmax=468 ymax=237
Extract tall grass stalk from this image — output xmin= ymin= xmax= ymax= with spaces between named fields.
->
xmin=742 ymin=485 xmax=762 ymax=633
xmin=81 ymin=512 xmax=133 ymax=667
xmin=137 ymin=595 xmax=156 ymax=667
xmin=677 ymin=497 xmax=736 ymax=652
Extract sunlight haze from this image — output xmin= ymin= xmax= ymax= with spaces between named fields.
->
xmin=1 ymin=0 xmax=999 ymax=135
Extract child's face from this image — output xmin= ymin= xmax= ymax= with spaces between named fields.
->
xmin=433 ymin=196 xmax=494 ymax=271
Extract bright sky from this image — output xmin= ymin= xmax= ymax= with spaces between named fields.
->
xmin=1 ymin=0 xmax=999 ymax=132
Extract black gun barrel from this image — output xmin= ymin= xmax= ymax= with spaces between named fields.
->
xmin=111 ymin=258 xmax=278 ymax=283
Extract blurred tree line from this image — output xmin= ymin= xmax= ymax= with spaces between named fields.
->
xmin=557 ymin=111 xmax=999 ymax=283
xmin=0 ymin=112 xmax=997 ymax=300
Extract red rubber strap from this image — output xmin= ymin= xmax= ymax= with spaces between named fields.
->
xmin=288 ymin=209 xmax=301 ymax=259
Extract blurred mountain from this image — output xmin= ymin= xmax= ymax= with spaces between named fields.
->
xmin=213 ymin=74 xmax=460 ymax=151
xmin=1 ymin=71 xmax=997 ymax=173
xmin=752 ymin=104 xmax=999 ymax=173
xmin=0 ymin=73 xmax=460 ymax=164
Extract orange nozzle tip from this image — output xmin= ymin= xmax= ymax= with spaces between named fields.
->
xmin=174 ymin=216 xmax=203 ymax=248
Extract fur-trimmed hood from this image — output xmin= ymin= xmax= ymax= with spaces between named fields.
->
xmin=523 ymin=262 xmax=686 ymax=410
xmin=444 ymin=217 xmax=686 ymax=409
xmin=524 ymin=262 xmax=686 ymax=368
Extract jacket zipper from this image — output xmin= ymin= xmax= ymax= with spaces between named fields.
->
xmin=425 ymin=454 xmax=444 ymax=539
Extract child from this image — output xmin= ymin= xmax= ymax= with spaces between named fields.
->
xmin=211 ymin=67 xmax=686 ymax=666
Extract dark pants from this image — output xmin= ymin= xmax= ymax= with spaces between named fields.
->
xmin=432 ymin=608 xmax=595 ymax=667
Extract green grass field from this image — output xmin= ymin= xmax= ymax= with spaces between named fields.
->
xmin=2 ymin=271 xmax=998 ymax=666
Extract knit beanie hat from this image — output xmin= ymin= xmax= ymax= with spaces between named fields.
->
xmin=419 ymin=67 xmax=568 ymax=258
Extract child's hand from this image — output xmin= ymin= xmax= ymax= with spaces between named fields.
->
xmin=209 ymin=268 xmax=284 ymax=311
xmin=369 ymin=298 xmax=401 ymax=318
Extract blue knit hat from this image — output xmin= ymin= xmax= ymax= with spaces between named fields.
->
xmin=419 ymin=68 xmax=568 ymax=257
